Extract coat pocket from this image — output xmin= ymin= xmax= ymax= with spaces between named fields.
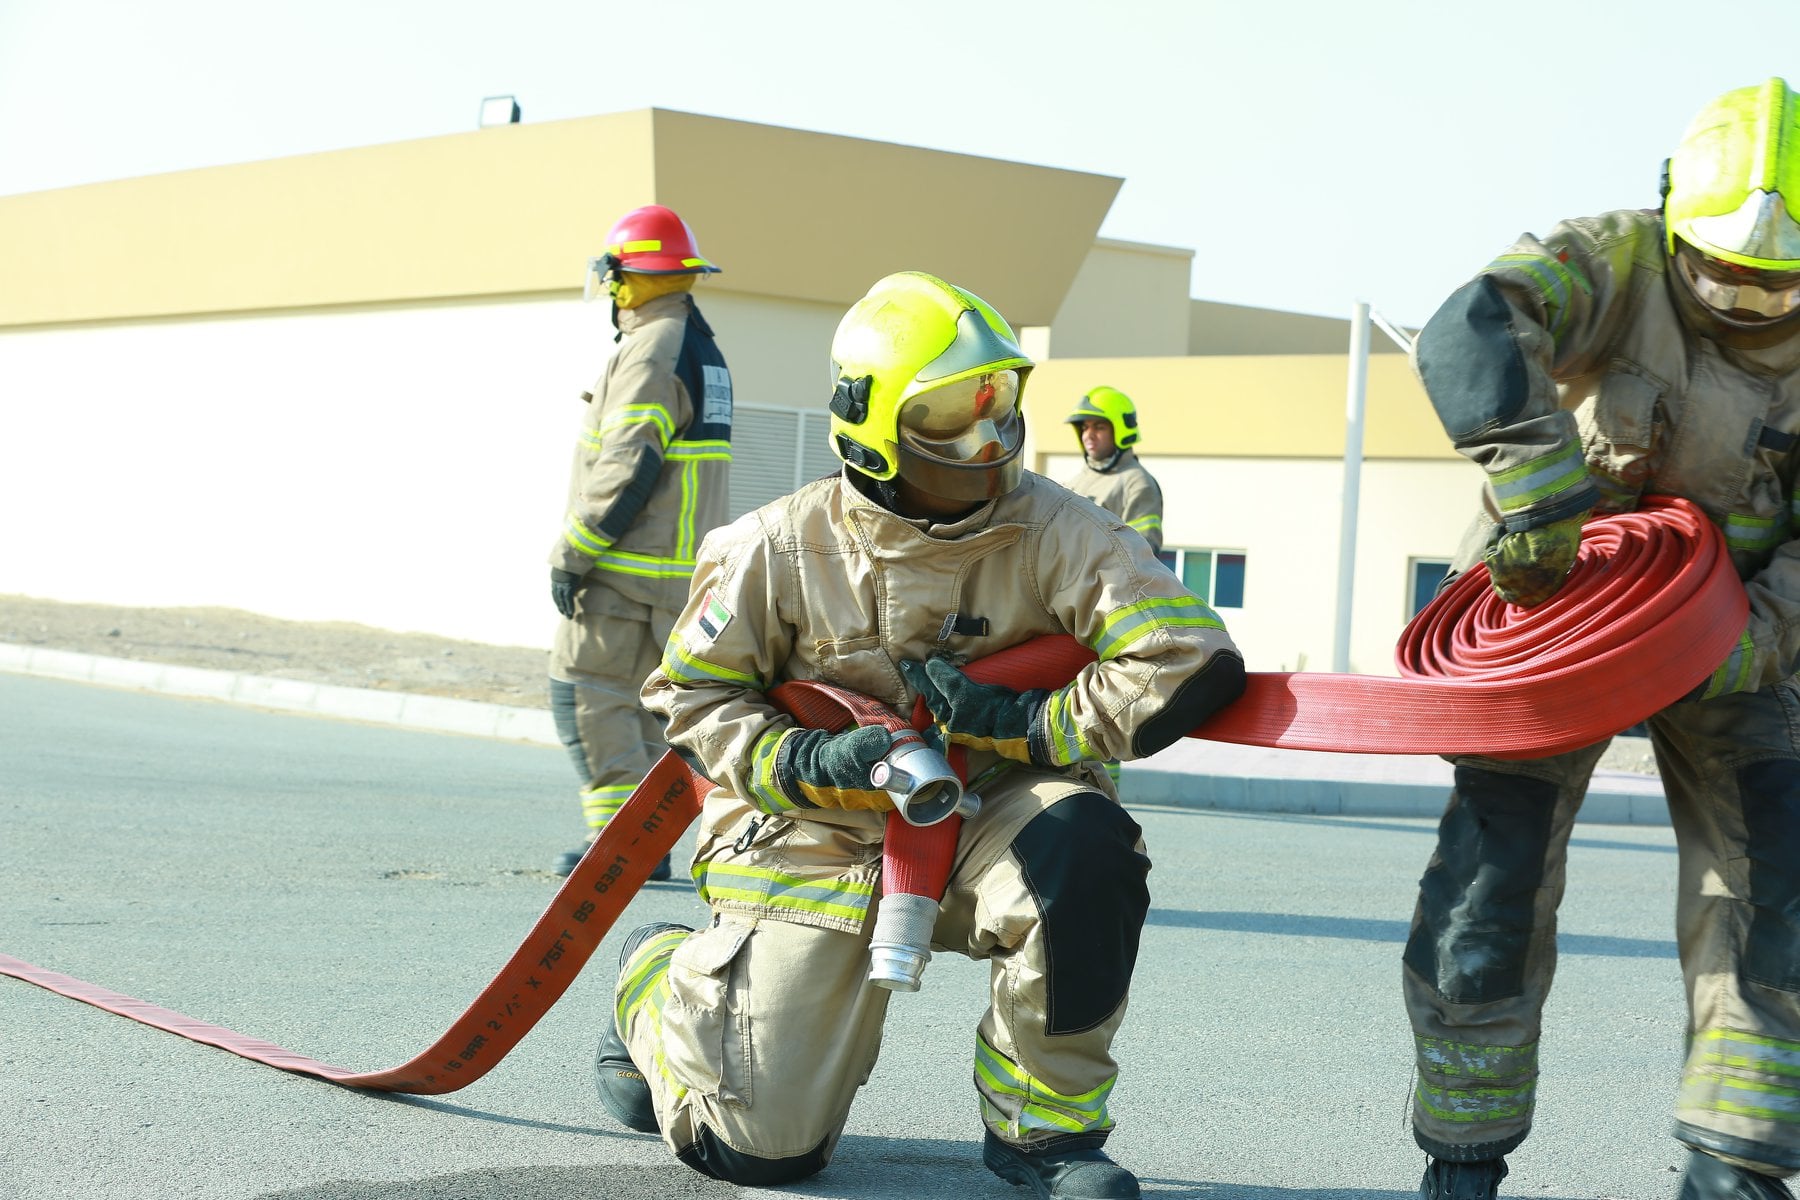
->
xmin=662 ymin=918 xmax=754 ymax=1106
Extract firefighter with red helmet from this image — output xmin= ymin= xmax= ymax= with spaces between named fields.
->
xmin=547 ymin=204 xmax=733 ymax=879
xmin=592 ymin=272 xmax=1245 ymax=1197
xmin=1061 ymin=386 xmax=1164 ymax=553
xmin=1402 ymin=80 xmax=1800 ymax=1199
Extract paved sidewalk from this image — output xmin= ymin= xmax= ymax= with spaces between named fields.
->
xmin=0 ymin=639 xmax=1669 ymax=826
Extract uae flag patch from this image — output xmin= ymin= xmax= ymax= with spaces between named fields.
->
xmin=697 ymin=589 xmax=734 ymax=640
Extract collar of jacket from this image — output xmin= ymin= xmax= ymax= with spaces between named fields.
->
xmin=614 ymin=291 xmax=692 ymax=337
xmin=1086 ymin=448 xmax=1132 ymax=474
xmin=838 ymin=468 xmax=1005 ymax=542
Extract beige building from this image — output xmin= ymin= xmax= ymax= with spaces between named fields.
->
xmin=0 ymin=108 xmax=1478 ymax=674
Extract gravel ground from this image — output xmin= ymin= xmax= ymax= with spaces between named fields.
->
xmin=0 ymin=593 xmax=547 ymax=709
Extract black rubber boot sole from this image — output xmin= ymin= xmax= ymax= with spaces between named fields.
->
xmin=555 ymin=846 xmax=670 ymax=881
xmin=981 ymin=1131 xmax=1140 ymax=1199
xmin=1679 ymin=1150 xmax=1797 ymax=1200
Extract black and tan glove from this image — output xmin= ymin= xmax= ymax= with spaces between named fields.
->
xmin=900 ymin=657 xmax=1051 ymax=766
xmin=745 ymin=724 xmax=894 ymax=814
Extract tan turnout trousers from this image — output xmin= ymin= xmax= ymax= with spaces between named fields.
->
xmin=1406 ymin=682 xmax=1800 ymax=1174
xmin=621 ymin=772 xmax=1148 ymax=1170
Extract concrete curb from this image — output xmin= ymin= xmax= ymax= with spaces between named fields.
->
xmin=1126 ymin=763 xmax=1671 ymax=826
xmin=0 ymin=642 xmax=1670 ymax=825
xmin=0 ymin=641 xmax=560 ymax=747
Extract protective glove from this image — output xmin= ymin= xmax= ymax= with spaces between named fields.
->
xmin=1483 ymin=510 xmax=1590 ymax=607
xmin=899 ymin=657 xmax=1051 ymax=766
xmin=551 ymin=568 xmax=583 ymax=619
xmin=773 ymin=725 xmax=895 ymax=812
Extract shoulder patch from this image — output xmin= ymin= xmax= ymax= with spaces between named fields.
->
xmin=696 ymin=589 xmax=734 ymax=641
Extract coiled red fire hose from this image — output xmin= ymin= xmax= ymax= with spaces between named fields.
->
xmin=0 ymin=496 xmax=1747 ymax=1094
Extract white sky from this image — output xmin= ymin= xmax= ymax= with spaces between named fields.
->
xmin=2 ymin=0 xmax=1797 ymax=326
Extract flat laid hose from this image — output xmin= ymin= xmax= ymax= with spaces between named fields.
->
xmin=0 ymin=496 xmax=1747 ymax=1093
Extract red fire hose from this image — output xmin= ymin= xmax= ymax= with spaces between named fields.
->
xmin=0 ymin=496 xmax=1747 ymax=1094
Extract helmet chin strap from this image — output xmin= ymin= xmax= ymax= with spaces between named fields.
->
xmin=1087 ymin=450 xmax=1121 ymax=472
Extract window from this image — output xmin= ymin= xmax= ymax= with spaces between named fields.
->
xmin=1408 ymin=558 xmax=1452 ymax=618
xmin=1156 ymin=548 xmax=1247 ymax=608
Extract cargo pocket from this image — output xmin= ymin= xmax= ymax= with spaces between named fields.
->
xmin=662 ymin=918 xmax=754 ymax=1106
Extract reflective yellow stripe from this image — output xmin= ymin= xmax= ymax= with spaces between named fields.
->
xmin=580 ymin=783 xmax=635 ymax=828
xmin=1489 ymin=440 xmax=1586 ymax=512
xmin=1090 ymin=595 xmax=1223 ymax=660
xmin=595 ymin=403 xmax=677 ymax=445
xmin=587 ymin=548 xmax=697 ymax=578
xmin=974 ymin=1033 xmax=1114 ymax=1137
xmin=696 ymin=861 xmax=874 ymax=922
xmin=563 ymin=512 xmax=613 ymax=558
xmin=745 ymin=728 xmax=801 ymax=814
xmin=659 ymin=641 xmax=761 ymax=688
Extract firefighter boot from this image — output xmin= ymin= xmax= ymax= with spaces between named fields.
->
xmin=982 ymin=1131 xmax=1140 ymax=1199
xmin=1421 ymin=1157 xmax=1508 ymax=1199
xmin=594 ymin=922 xmax=692 ymax=1133
xmin=553 ymin=838 xmax=671 ymax=881
xmin=1678 ymin=1149 xmax=1796 ymax=1199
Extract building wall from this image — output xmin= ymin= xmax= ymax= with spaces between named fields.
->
xmin=1043 ymin=451 xmax=1481 ymax=674
xmin=4 ymin=297 xmax=611 ymax=650
xmin=0 ymin=110 xmax=1491 ymax=674
xmin=689 ymin=287 xmax=844 ymax=410
xmin=1025 ymin=239 xmax=1194 ymax=360
xmin=1187 ymin=298 xmax=1414 ymax=356
xmin=1 ymin=292 xmax=1480 ymax=666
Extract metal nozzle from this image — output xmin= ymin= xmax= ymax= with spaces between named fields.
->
xmin=868 ymin=892 xmax=940 ymax=991
xmin=868 ymin=729 xmax=977 ymax=826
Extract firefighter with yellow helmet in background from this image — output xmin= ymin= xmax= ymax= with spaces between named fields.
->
xmin=594 ymin=272 xmax=1245 ymax=1197
xmin=547 ymin=204 xmax=733 ymax=879
xmin=1061 ymin=386 xmax=1165 ymax=553
xmin=1401 ymin=80 xmax=1800 ymax=1199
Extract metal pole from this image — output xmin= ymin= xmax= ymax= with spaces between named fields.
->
xmin=1333 ymin=301 xmax=1371 ymax=673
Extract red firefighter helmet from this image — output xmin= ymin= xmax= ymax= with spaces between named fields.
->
xmin=599 ymin=205 xmax=720 ymax=275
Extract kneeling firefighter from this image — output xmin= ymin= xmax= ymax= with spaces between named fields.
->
xmin=594 ymin=272 xmax=1246 ymax=1197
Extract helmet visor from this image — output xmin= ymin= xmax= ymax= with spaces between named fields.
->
xmin=1674 ymin=241 xmax=1800 ymax=324
xmin=895 ymin=370 xmax=1025 ymax=501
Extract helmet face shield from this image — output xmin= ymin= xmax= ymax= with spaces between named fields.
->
xmin=894 ymin=369 xmax=1025 ymax=501
xmin=1674 ymin=239 xmax=1800 ymax=326
xmin=583 ymin=254 xmax=621 ymax=302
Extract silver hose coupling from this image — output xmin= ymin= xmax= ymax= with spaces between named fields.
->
xmin=868 ymin=892 xmax=940 ymax=991
xmin=868 ymin=729 xmax=980 ymax=826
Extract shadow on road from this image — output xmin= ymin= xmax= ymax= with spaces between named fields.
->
xmin=361 ymin=1088 xmax=618 ymax=1137
xmin=1146 ymin=908 xmax=1678 ymax=959
xmin=1145 ymin=806 xmax=1677 ymax=856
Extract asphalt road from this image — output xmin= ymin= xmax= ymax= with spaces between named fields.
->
xmin=1 ymin=672 xmax=1695 ymax=1199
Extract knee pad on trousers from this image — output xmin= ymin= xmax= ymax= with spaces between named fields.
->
xmin=1403 ymin=764 xmax=1557 ymax=1005
xmin=548 ymin=678 xmax=591 ymax=783
xmin=676 ymin=1128 xmax=830 ymax=1185
xmin=1011 ymin=792 xmax=1150 ymax=1035
xmin=1740 ymin=758 xmax=1800 ymax=993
